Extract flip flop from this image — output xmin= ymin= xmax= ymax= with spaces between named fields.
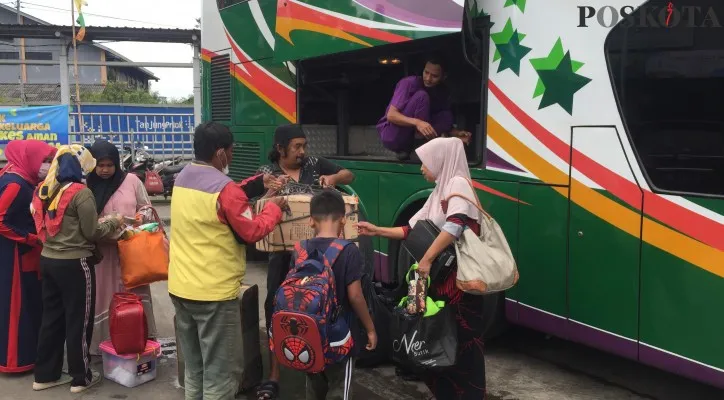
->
xmin=256 ymin=380 xmax=280 ymax=400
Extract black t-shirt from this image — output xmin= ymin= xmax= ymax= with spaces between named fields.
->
xmin=243 ymin=156 xmax=343 ymax=198
xmin=295 ymin=237 xmax=364 ymax=355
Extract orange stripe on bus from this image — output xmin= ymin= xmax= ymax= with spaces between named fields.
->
xmin=488 ymin=116 xmax=724 ymax=279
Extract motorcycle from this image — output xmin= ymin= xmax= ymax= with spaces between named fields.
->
xmin=120 ymin=143 xmax=164 ymax=196
xmin=122 ymin=143 xmax=154 ymax=179
xmin=120 ymin=142 xmax=188 ymax=199
xmin=156 ymin=160 xmax=187 ymax=199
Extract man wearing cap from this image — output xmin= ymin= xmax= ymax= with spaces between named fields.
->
xmin=241 ymin=123 xmax=354 ymax=400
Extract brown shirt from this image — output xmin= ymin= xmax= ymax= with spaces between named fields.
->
xmin=41 ymin=187 xmax=120 ymax=260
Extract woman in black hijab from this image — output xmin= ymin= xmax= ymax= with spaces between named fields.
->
xmin=86 ymin=139 xmax=157 ymax=355
xmin=87 ymin=140 xmax=126 ymax=213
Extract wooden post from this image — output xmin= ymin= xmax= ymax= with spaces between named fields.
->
xmin=70 ymin=0 xmax=83 ymax=134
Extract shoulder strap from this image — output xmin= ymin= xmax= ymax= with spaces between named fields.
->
xmin=293 ymin=240 xmax=309 ymax=268
xmin=322 ymin=239 xmax=351 ymax=269
xmin=444 ymin=179 xmax=491 ymax=220
xmin=321 ymin=239 xmax=351 ymax=310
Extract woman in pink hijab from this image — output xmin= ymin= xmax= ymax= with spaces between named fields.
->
xmin=358 ymin=137 xmax=487 ymax=399
xmin=0 ymin=140 xmax=57 ymax=373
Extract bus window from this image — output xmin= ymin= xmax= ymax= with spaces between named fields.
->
xmin=606 ymin=0 xmax=724 ymax=196
xmin=297 ymin=31 xmax=485 ymax=163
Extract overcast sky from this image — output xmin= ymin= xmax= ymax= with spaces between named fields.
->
xmin=15 ymin=0 xmax=200 ymax=99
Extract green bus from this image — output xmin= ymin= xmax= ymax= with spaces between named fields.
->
xmin=201 ymin=0 xmax=724 ymax=388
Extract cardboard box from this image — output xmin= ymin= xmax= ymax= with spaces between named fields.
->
xmin=255 ymin=193 xmax=360 ymax=252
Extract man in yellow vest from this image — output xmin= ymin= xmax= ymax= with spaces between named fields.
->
xmin=168 ymin=122 xmax=286 ymax=400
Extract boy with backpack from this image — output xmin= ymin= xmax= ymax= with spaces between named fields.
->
xmin=269 ymin=190 xmax=377 ymax=400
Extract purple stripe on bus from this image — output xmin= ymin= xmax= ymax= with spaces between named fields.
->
xmin=639 ymin=345 xmax=724 ymax=390
xmin=354 ymin=0 xmax=463 ymax=29
xmin=567 ymin=319 xmax=638 ymax=361
xmin=513 ymin=301 xmax=568 ymax=341
xmin=486 ymin=149 xmax=525 ymax=172
xmin=508 ymin=301 xmax=724 ymax=389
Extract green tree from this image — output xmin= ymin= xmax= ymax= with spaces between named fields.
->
xmin=173 ymin=95 xmax=194 ymax=105
xmin=81 ymin=81 xmax=163 ymax=104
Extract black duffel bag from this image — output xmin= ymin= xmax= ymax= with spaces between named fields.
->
xmin=355 ymin=274 xmax=396 ymax=368
xmin=402 ymin=219 xmax=457 ymax=282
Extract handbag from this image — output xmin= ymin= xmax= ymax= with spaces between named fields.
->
xmin=144 ymin=170 xmax=164 ymax=196
xmin=445 ymin=180 xmax=519 ymax=295
xmin=402 ymin=219 xmax=457 ymax=283
xmin=390 ymin=265 xmax=457 ymax=370
xmin=117 ymin=205 xmax=169 ymax=289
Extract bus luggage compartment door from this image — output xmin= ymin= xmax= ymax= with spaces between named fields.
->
xmin=567 ymin=126 xmax=643 ymax=360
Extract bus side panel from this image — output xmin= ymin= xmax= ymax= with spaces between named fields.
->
xmin=202 ymin=61 xmax=211 ymax=123
xmin=639 ymin=217 xmax=724 ymax=386
xmin=513 ymin=184 xmax=568 ymax=329
xmin=230 ymin=130 xmax=271 ymax=181
xmin=232 ymin=60 xmax=295 ymax=127
xmin=216 ymin=0 xmax=297 ymax=127
xmin=272 ymin=0 xmax=464 ymax=62
xmin=220 ymin=0 xmax=276 ymax=61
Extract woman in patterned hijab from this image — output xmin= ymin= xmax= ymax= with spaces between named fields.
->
xmin=30 ymin=144 xmax=122 ymax=394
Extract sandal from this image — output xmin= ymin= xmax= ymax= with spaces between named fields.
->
xmin=256 ymin=380 xmax=280 ymax=400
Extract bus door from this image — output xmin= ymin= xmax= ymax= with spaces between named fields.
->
xmin=567 ymin=126 xmax=643 ymax=360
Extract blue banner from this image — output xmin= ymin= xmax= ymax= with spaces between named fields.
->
xmin=0 ymin=105 xmax=69 ymax=160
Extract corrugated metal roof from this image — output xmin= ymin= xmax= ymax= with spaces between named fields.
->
xmin=0 ymin=4 xmax=198 ymax=80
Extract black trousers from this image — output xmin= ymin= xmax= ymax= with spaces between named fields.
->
xmin=264 ymin=251 xmax=292 ymax=335
xmin=34 ymin=256 xmax=96 ymax=387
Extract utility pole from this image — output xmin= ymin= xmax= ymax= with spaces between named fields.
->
xmin=70 ymin=0 xmax=83 ymax=134
xmin=17 ymin=0 xmax=26 ymax=105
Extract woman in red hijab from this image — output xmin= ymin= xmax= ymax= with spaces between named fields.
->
xmin=0 ymin=140 xmax=57 ymax=373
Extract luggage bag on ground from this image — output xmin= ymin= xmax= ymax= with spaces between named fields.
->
xmin=109 ymin=292 xmax=148 ymax=355
xmin=355 ymin=274 xmax=396 ymax=368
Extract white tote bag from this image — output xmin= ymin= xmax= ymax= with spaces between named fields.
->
xmin=445 ymin=182 xmax=519 ymax=295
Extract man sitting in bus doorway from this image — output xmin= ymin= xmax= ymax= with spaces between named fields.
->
xmin=377 ymin=55 xmax=472 ymax=160
xmin=241 ymin=124 xmax=355 ymax=400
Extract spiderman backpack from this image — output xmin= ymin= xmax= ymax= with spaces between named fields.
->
xmin=270 ymin=239 xmax=354 ymax=373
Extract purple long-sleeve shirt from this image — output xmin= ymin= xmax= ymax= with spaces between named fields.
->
xmin=377 ymin=76 xmax=454 ymax=132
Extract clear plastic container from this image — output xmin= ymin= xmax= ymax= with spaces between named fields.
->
xmin=99 ymin=340 xmax=161 ymax=388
